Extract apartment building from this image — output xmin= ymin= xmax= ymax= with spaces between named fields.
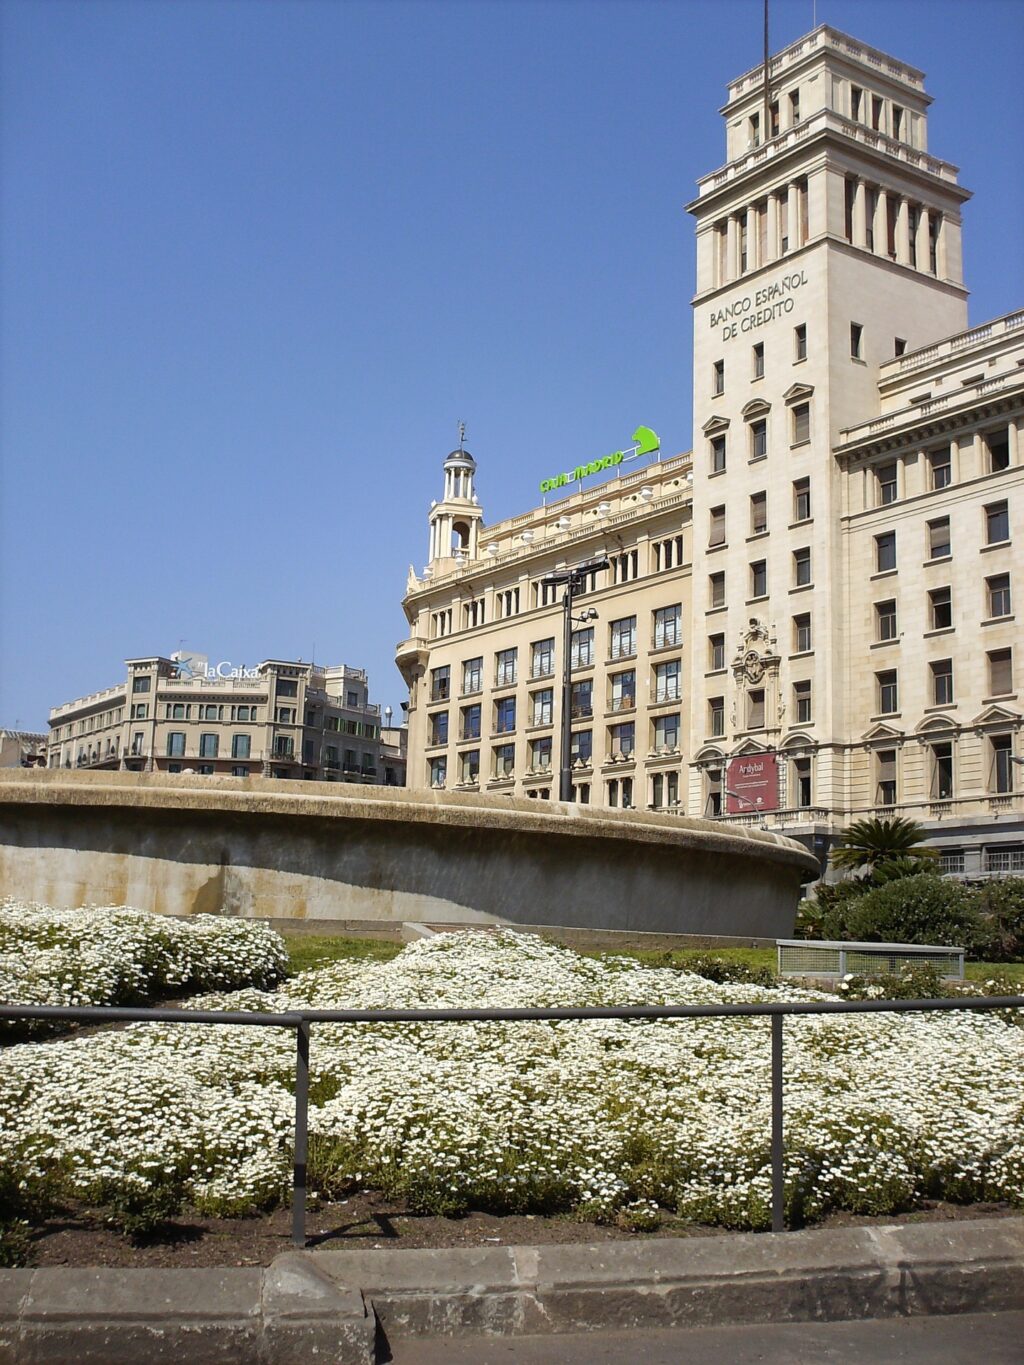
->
xmin=397 ymin=25 xmax=1022 ymax=872
xmin=47 ymin=655 xmax=406 ymax=787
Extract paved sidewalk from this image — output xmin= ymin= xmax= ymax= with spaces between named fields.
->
xmin=384 ymin=1311 xmax=1024 ymax=1364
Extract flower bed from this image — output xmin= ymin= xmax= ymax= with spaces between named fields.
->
xmin=1 ymin=929 xmax=1022 ymax=1237
xmin=0 ymin=901 xmax=288 ymax=1037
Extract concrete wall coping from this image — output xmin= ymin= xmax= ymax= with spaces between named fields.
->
xmin=0 ymin=769 xmax=820 ymax=877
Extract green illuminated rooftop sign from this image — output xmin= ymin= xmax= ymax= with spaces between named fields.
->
xmin=540 ymin=426 xmax=660 ymax=495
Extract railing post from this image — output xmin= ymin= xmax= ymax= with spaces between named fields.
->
xmin=771 ymin=1013 xmax=785 ymax=1233
xmin=291 ymin=1020 xmax=310 ymax=1247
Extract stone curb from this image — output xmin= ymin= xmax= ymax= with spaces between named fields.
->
xmin=1 ymin=1219 xmax=1022 ymax=1362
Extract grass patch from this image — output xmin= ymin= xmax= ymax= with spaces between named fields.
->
xmin=284 ymin=934 xmax=403 ymax=975
xmin=965 ymin=960 xmax=1024 ymax=985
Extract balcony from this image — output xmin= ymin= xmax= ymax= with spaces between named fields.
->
xmin=607 ymin=696 xmax=635 ymax=714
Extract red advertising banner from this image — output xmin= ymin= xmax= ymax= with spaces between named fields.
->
xmin=726 ymin=753 xmax=779 ymax=814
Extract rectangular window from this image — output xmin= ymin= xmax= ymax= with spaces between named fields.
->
xmin=750 ymin=560 xmax=767 ymax=598
xmin=531 ymin=639 xmax=554 ymax=679
xmin=871 ymin=94 xmax=883 ymax=131
xmin=231 ymin=766 xmax=249 ymax=778
xmin=931 ymin=742 xmax=953 ymax=800
xmin=130 ymin=703 xmax=148 ymax=720
xmin=794 ymin=679 xmax=812 ymax=724
xmin=705 ymin=766 xmax=723 ymax=817
xmin=789 ymin=89 xmax=801 ymax=124
xmin=931 ymin=659 xmax=954 ymax=705
xmin=166 ymin=732 xmax=186 ymax=757
xmin=610 ymin=670 xmax=636 ymax=711
xmin=493 ymin=743 xmax=515 ymax=778
xmin=928 ymin=446 xmax=952 ymax=489
xmin=752 ymin=342 xmax=765 ymax=379
xmin=429 ymin=756 xmax=447 ymax=788
xmin=988 ymin=574 xmax=1012 ymax=619
xmin=929 ymin=586 xmax=952 ymax=630
xmin=274 ymin=707 xmax=296 ymax=724
xmin=876 ymin=749 xmax=897 ymax=807
xmin=794 ymin=323 xmax=807 ymax=361
xmin=851 ymin=85 xmax=863 ymax=121
xmin=571 ymin=627 xmax=594 ymax=668
xmin=461 ymin=703 xmax=481 ymax=739
xmin=231 ymin=734 xmax=251 ymax=759
xmin=570 ymin=679 xmax=592 ymax=719
xmin=607 ymin=776 xmax=634 ymax=810
xmin=462 ymin=657 xmax=482 ymax=694
xmin=199 ymin=733 xmax=218 ymax=758
xmin=985 ymin=427 xmax=1011 ymax=472
xmin=712 ymin=359 xmax=725 ymax=395
xmin=276 ymin=679 xmax=298 ymax=698
xmin=429 ymin=711 xmax=449 ymax=745
xmin=532 ymin=689 xmax=554 ymax=725
xmin=709 ymin=505 xmax=726 ymax=547
xmin=609 ymin=721 xmax=635 ymax=757
xmin=654 ymin=659 xmax=681 ymax=703
xmin=653 ymin=712 xmax=680 ymax=750
xmin=750 ymin=491 xmax=767 ymax=535
xmin=571 ymin=728 xmax=592 ymax=764
xmin=430 ymin=666 xmax=450 ymax=701
xmin=709 ymin=572 xmax=725 ymax=609
xmin=794 ymin=547 xmax=811 ymax=586
xmin=876 ymin=599 xmax=897 ymax=641
xmin=928 ymin=517 xmax=951 ymax=560
xmin=793 ymin=613 xmax=812 ymax=653
xmin=495 ymin=648 xmax=518 ymax=687
xmin=851 ymin=322 xmax=863 ymax=359
xmin=460 ymin=749 xmax=480 ymax=784
xmin=610 ymin=616 xmax=637 ymax=660
xmin=711 ymin=434 xmax=727 ymax=473
xmin=986 ymin=501 xmax=1010 ymax=544
xmin=877 ymin=463 xmax=897 ymax=505
xmin=988 ymin=648 xmax=1013 ymax=697
xmin=132 ymin=676 xmax=151 ymax=693
xmin=877 ymin=670 xmax=898 ymax=715
xmin=992 ymin=735 xmax=1014 ymax=794
xmin=793 ymin=757 xmax=812 ymax=809
xmin=709 ymin=697 xmax=725 ymax=737
xmin=750 ymin=419 xmax=767 ymax=460
xmin=709 ymin=633 xmax=725 ymax=671
xmin=892 ymin=104 xmax=904 ymax=140
xmin=495 ymin=697 xmax=517 ymax=734
xmin=792 ymin=403 xmax=810 ymax=445
xmin=792 ymin=477 xmax=810 ymax=522
xmin=653 ymin=604 xmax=682 ymax=648
xmin=875 ymin=531 xmax=896 ymax=572
xmin=747 ymin=689 xmax=765 ymax=729
xmin=529 ymin=736 xmax=552 ymax=773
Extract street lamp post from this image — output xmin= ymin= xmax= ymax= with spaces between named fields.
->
xmin=542 ymin=560 xmax=609 ymax=802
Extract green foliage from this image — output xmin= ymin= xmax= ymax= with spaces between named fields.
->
xmin=623 ymin=947 xmax=777 ymax=979
xmin=830 ymin=817 xmax=937 ymax=874
xmin=284 ymin=934 xmax=404 ymax=975
xmin=840 ymin=875 xmax=981 ymax=948
xmin=837 ymin=961 xmax=946 ymax=1000
xmin=669 ymin=953 xmax=776 ymax=987
xmin=972 ymin=879 xmax=1024 ymax=962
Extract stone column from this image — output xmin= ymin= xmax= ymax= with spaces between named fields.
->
xmin=745 ymin=206 xmax=758 ymax=271
xmin=875 ymin=188 xmax=888 ymax=257
xmin=896 ymin=197 xmax=911 ymax=265
xmin=726 ymin=215 xmax=738 ymax=280
xmin=766 ymin=194 xmax=779 ymax=262
xmin=916 ymin=207 xmax=931 ymax=272
xmin=787 ymin=182 xmax=800 ymax=247
xmin=853 ymin=179 xmax=867 ymax=246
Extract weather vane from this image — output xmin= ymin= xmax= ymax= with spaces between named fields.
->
xmin=457 ymin=420 xmax=466 ymax=452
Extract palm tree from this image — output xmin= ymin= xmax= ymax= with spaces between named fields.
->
xmin=830 ymin=816 xmax=938 ymax=878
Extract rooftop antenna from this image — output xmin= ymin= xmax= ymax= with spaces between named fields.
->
xmin=763 ymin=0 xmax=771 ymax=139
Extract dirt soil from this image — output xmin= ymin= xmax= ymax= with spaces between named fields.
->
xmin=20 ymin=1194 xmax=1021 ymax=1269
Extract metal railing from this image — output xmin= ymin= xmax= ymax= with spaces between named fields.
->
xmin=1 ymin=994 xmax=1021 ymax=1248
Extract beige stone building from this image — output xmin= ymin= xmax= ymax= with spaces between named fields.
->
xmin=47 ymin=655 xmax=406 ymax=788
xmin=397 ymin=24 xmax=1022 ymax=875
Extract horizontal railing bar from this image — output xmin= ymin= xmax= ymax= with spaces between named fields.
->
xmin=0 ymin=1004 xmax=303 ymax=1026
xmin=4 ymin=998 xmax=1020 ymax=1027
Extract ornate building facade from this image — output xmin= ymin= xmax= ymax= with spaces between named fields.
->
xmin=397 ymin=25 xmax=1022 ymax=874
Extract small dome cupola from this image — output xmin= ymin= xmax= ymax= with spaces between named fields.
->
xmin=427 ymin=423 xmax=485 ymax=567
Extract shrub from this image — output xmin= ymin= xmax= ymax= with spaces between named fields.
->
xmin=671 ymin=953 xmax=775 ymax=987
xmin=972 ymin=879 xmax=1024 ymax=962
xmin=841 ymin=875 xmax=981 ymax=949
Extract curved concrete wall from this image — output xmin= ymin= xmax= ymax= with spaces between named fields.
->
xmin=0 ymin=771 xmax=819 ymax=937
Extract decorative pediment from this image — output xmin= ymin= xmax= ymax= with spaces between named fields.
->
xmin=783 ymin=382 xmax=815 ymax=406
xmin=861 ymin=722 xmax=905 ymax=746
xmin=730 ymin=737 xmax=771 ymax=758
xmin=971 ymin=703 xmax=1021 ymax=728
xmin=915 ymin=714 xmax=958 ymax=736
xmin=701 ymin=413 xmax=731 ymax=436
xmin=694 ymin=744 xmax=725 ymax=764
xmin=741 ymin=398 xmax=772 ymax=420
xmin=780 ymin=731 xmax=816 ymax=751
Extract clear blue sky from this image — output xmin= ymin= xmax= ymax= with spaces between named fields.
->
xmin=2 ymin=0 xmax=1022 ymax=730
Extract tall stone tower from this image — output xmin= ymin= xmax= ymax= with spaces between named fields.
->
xmin=685 ymin=26 xmax=970 ymax=824
xmin=427 ymin=434 xmax=483 ymax=569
